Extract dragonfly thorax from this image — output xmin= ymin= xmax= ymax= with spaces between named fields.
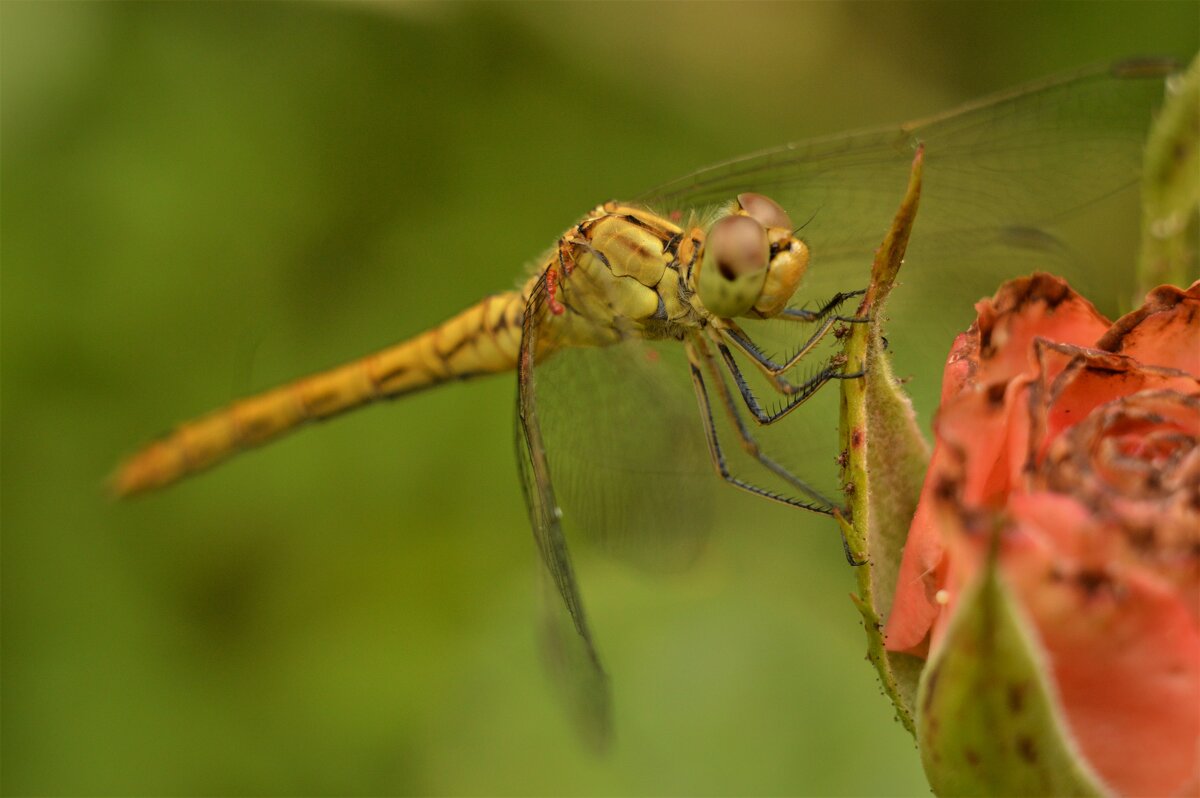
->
xmin=535 ymin=194 xmax=809 ymax=350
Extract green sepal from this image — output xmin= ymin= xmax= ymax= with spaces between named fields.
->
xmin=916 ymin=549 xmax=1108 ymax=797
xmin=1137 ymin=52 xmax=1199 ymax=296
xmin=837 ymin=146 xmax=932 ymax=736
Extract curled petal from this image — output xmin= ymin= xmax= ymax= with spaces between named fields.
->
xmin=970 ymin=273 xmax=1112 ymax=388
xmin=1039 ymin=389 xmax=1200 ymax=620
xmin=1098 ymin=281 xmax=1200 ymax=374
xmin=1025 ymin=340 xmax=1199 ymax=466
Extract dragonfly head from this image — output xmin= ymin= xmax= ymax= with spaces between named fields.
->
xmin=695 ymin=193 xmax=809 ymax=319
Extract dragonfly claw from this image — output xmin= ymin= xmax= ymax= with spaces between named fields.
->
xmin=838 ymin=526 xmax=868 ymax=567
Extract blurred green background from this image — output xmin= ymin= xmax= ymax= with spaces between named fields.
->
xmin=3 ymin=2 xmax=1196 ymax=795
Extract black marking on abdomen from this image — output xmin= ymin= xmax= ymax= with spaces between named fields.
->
xmin=373 ymin=362 xmax=410 ymax=386
xmin=437 ymin=332 xmax=473 ymax=360
xmin=236 ymin=413 xmax=284 ymax=443
xmin=302 ymin=387 xmax=348 ymax=420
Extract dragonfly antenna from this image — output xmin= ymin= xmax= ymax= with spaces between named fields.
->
xmin=793 ymin=204 xmax=822 ymax=235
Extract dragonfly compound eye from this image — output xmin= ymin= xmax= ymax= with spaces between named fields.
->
xmin=698 ymin=214 xmax=770 ymax=318
xmin=736 ymin=193 xmax=793 ymax=230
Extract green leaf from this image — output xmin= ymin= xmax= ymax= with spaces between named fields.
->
xmin=916 ymin=551 xmax=1107 ymax=797
xmin=1137 ymin=53 xmax=1199 ymax=296
xmin=838 ymin=146 xmax=932 ymax=736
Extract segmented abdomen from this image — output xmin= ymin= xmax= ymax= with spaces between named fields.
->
xmin=112 ymin=290 xmax=527 ymax=496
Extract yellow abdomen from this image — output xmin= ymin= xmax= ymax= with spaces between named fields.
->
xmin=112 ymin=290 xmax=526 ymax=497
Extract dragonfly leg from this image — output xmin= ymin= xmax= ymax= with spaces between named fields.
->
xmin=776 ymin=289 xmax=868 ymax=323
xmin=686 ymin=340 xmax=838 ymax=516
xmin=692 ymin=336 xmax=866 ymax=566
xmin=691 ymin=336 xmax=840 ymax=511
xmin=714 ymin=339 xmax=863 ymax=425
xmin=720 ymin=310 xmax=866 ymax=392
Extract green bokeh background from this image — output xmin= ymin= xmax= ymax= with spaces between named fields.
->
xmin=3 ymin=3 xmax=1196 ymax=795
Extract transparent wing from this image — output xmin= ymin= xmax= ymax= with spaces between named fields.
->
xmin=640 ymin=58 xmax=1177 ymax=345
xmin=516 ymin=261 xmax=829 ymax=743
xmin=533 ymin=336 xmax=715 ymax=573
xmin=515 ymin=274 xmax=613 ymax=747
xmin=641 ymin=58 xmax=1172 ymax=249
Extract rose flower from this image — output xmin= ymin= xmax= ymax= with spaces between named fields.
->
xmin=884 ymin=274 xmax=1199 ymax=797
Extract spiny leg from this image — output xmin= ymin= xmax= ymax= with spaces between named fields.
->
xmin=686 ymin=339 xmax=862 ymax=565
xmin=688 ymin=336 xmax=839 ymax=511
xmin=685 ymin=340 xmax=835 ymax=516
xmin=719 ymin=308 xmax=867 ymax=391
xmin=776 ymin=289 xmax=867 ymax=323
xmin=717 ymin=286 xmax=868 ymax=394
xmin=719 ymin=318 xmax=838 ymax=394
xmin=715 ymin=338 xmax=862 ymax=426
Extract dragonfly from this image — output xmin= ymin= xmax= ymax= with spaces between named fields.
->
xmin=112 ymin=57 xmax=1177 ymax=744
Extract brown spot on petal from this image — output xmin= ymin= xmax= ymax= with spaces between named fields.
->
xmin=934 ymin=476 xmax=958 ymax=502
xmin=1100 ymin=284 xmax=1191 ymax=350
xmin=1127 ymin=526 xmax=1157 ymax=552
xmin=1076 ymin=568 xmax=1115 ymax=598
xmin=988 ymin=274 xmax=1074 ymax=321
xmin=971 ymin=274 xmax=1112 ymax=387
xmin=965 ymin=749 xmax=981 ymax=768
xmin=1099 ymin=282 xmax=1200 ymax=374
xmin=1024 ymin=274 xmax=1074 ymax=310
xmin=851 ymin=427 xmax=864 ymax=448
